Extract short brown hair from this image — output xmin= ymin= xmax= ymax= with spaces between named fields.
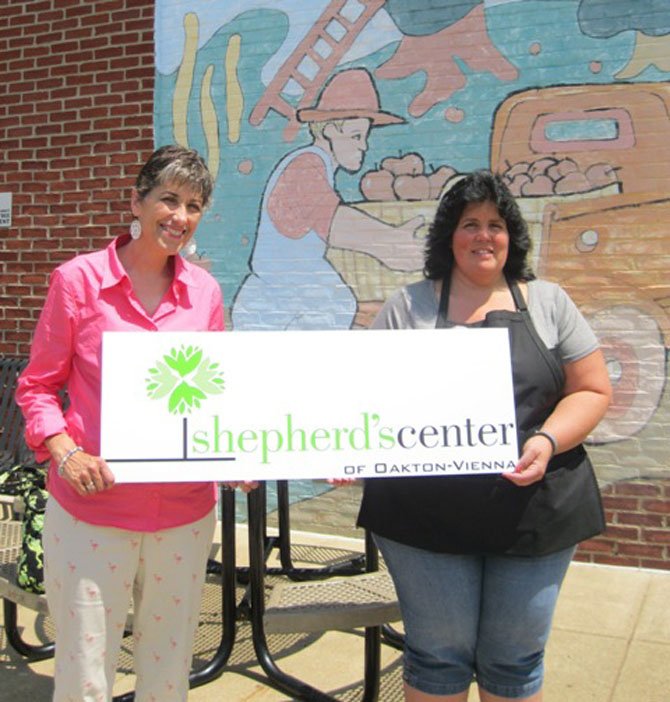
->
xmin=135 ymin=145 xmax=214 ymax=208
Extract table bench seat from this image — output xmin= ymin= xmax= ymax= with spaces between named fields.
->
xmin=265 ymin=570 xmax=401 ymax=634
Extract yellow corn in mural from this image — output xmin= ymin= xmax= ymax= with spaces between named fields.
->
xmin=225 ymin=34 xmax=243 ymax=143
xmin=173 ymin=12 xmax=199 ymax=147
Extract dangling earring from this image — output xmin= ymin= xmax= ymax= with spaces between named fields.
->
xmin=129 ymin=218 xmax=142 ymax=240
xmin=182 ymin=239 xmax=197 ymax=257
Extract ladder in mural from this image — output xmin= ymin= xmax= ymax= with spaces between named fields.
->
xmin=249 ymin=0 xmax=386 ymax=141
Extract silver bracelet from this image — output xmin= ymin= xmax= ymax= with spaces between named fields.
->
xmin=57 ymin=445 xmax=83 ymax=477
xmin=533 ymin=430 xmax=558 ymax=457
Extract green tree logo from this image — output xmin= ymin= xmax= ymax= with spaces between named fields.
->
xmin=146 ymin=345 xmax=224 ymax=415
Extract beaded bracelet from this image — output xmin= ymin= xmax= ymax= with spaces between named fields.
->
xmin=533 ymin=430 xmax=558 ymax=458
xmin=57 ymin=445 xmax=83 ymax=477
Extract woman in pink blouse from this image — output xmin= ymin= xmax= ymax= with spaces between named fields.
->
xmin=16 ymin=145 xmax=235 ymax=701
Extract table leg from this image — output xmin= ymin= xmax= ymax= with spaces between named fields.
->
xmin=245 ymin=489 xmax=386 ymax=702
xmin=273 ymin=481 xmax=365 ymax=580
xmin=2 ymin=598 xmax=55 ymax=660
xmin=188 ymin=486 xmax=238 ymax=687
xmin=247 ymin=488 xmax=340 ymax=701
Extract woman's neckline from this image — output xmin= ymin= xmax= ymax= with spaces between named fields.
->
xmin=434 ymin=276 xmax=528 ymax=325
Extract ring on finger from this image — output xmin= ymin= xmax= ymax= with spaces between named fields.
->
xmin=85 ymin=481 xmax=95 ymax=491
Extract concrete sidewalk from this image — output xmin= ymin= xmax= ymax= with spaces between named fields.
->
xmin=1 ymin=523 xmax=669 ymax=701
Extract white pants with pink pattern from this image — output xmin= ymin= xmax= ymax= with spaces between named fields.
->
xmin=44 ymin=497 xmax=216 ymax=702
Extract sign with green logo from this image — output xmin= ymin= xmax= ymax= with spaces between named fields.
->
xmin=101 ymin=328 xmax=518 ymax=482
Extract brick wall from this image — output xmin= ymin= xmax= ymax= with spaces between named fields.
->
xmin=577 ymin=478 xmax=670 ymax=571
xmin=0 ymin=0 xmax=155 ymax=357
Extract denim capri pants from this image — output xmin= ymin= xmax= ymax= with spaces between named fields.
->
xmin=375 ymin=534 xmax=575 ymax=698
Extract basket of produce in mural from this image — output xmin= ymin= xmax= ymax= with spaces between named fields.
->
xmin=326 ymin=151 xmax=619 ymax=304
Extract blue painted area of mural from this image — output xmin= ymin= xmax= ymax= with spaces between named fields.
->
xmin=384 ymin=0 xmax=478 ymax=34
xmin=578 ymin=0 xmax=670 ymax=37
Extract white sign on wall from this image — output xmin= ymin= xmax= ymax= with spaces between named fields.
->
xmin=0 ymin=193 xmax=11 ymax=228
xmin=100 ymin=328 xmax=518 ymax=483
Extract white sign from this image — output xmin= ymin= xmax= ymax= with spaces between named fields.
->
xmin=0 ymin=193 xmax=11 ymax=228
xmin=101 ymin=329 xmax=518 ymax=482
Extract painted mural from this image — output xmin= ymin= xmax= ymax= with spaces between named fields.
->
xmin=154 ymin=0 xmax=670 ymax=485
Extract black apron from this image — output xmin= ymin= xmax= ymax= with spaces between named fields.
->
xmin=357 ymin=276 xmax=605 ymax=556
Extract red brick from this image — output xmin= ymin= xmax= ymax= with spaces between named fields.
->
xmin=640 ymin=559 xmax=670 ymax=572
xmin=24 ymin=45 xmax=51 ymax=60
xmin=64 ymin=1 xmax=96 ymax=16
xmin=572 ymin=551 xmax=594 ymax=563
xmin=35 ymin=77 xmax=65 ymax=91
xmin=21 ymin=114 xmax=50 ymax=127
xmin=8 ymin=58 xmax=37 ymax=72
xmin=6 ymin=126 xmax=33 ymax=139
xmin=61 ymin=27 xmax=95 ymax=41
xmin=601 ymin=525 xmax=640 ymax=541
xmin=111 ymin=7 xmax=143 ymax=21
xmin=0 ymin=344 xmax=19 ymax=355
xmin=618 ymin=543 xmax=665 ymax=558
xmin=0 ymin=3 xmax=23 ymax=19
xmin=19 ymin=274 xmax=49 ymax=286
xmin=61 ymin=215 xmax=91 ymax=226
xmin=643 ymin=529 xmax=670 ymax=545
xmin=617 ymin=512 xmax=664 ymax=527
xmin=68 ymin=51 xmax=98 ymax=65
xmin=5 ymin=286 xmax=32 ymax=297
xmin=612 ymin=481 xmax=661 ymax=497
xmin=62 ymin=121 xmax=93 ymax=134
xmin=592 ymin=554 xmax=642 ymax=568
xmin=93 ymin=118 xmax=126 ymax=130
xmin=642 ymin=499 xmax=670 ymax=514
xmin=79 ymin=201 xmax=111 ymax=214
xmin=23 ymin=205 xmax=49 ymax=216
xmin=50 ymin=41 xmax=80 ymax=55
xmin=80 ymin=61 xmax=110 ymax=74
xmin=602 ymin=495 xmax=641 ymax=512
xmin=578 ymin=537 xmax=615 ymax=553
xmin=81 ymin=106 xmax=116 ymax=119
xmin=35 ymin=124 xmax=65 ymax=137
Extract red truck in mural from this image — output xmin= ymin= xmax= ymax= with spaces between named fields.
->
xmin=491 ymin=82 xmax=670 ymax=442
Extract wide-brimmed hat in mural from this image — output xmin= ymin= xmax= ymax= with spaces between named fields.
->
xmin=297 ymin=68 xmax=404 ymax=126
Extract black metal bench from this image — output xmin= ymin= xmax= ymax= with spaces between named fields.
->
xmin=0 ymin=356 xmax=56 ymax=660
xmin=0 ymin=358 xmax=31 ymax=473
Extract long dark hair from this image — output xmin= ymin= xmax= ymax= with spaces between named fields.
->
xmin=424 ymin=170 xmax=535 ymax=282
